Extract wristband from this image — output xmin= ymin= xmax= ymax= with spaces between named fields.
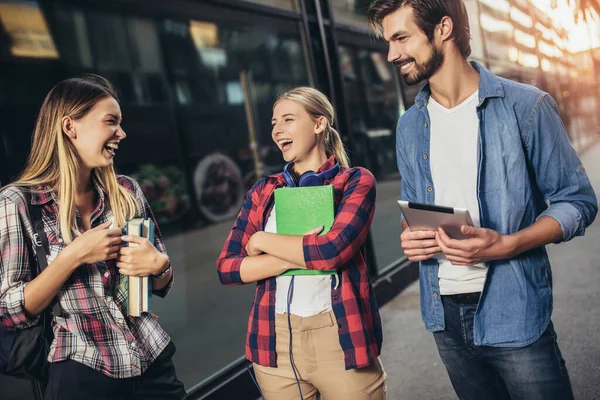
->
xmin=152 ymin=263 xmax=171 ymax=279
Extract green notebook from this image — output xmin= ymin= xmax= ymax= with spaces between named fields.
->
xmin=274 ymin=185 xmax=336 ymax=276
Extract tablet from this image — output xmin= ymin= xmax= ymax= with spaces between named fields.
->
xmin=397 ymin=200 xmax=473 ymax=240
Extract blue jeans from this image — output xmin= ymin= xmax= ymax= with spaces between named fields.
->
xmin=433 ymin=296 xmax=574 ymax=400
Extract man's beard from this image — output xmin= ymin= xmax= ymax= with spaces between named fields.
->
xmin=395 ymin=43 xmax=444 ymax=86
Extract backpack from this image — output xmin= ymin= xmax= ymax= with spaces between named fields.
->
xmin=0 ymin=191 xmax=57 ymax=384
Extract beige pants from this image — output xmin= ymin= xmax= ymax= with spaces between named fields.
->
xmin=253 ymin=311 xmax=386 ymax=400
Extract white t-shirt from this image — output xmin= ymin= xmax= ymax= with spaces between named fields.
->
xmin=263 ymin=208 xmax=333 ymax=316
xmin=427 ymin=90 xmax=488 ymax=295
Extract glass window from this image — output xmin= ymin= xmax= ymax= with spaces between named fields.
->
xmin=86 ymin=12 xmax=131 ymax=70
xmin=339 ymin=46 xmax=367 ymax=132
xmin=127 ymin=18 xmax=164 ymax=73
xmin=53 ymin=7 xmax=168 ymax=104
xmin=330 ymin=0 xmax=371 ymax=31
xmin=0 ymin=0 xmax=59 ymax=60
xmin=340 ymin=45 xmax=400 ymax=177
xmin=240 ymin=0 xmax=297 ymax=11
xmin=339 ymin=44 xmax=407 ymax=273
xmin=171 ymin=20 xmax=307 ymax=107
xmin=52 ymin=7 xmax=93 ymax=67
xmin=0 ymin=2 xmax=68 ymax=180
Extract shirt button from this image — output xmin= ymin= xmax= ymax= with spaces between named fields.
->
xmin=424 ymin=122 xmax=428 ymax=128
xmin=433 ymin=292 xmax=439 ymax=298
xmin=427 ymin=187 xmax=433 ymax=192
xmin=338 ymin=323 xmax=343 ymax=329
xmin=104 ymin=271 xmax=110 ymax=278
xmin=332 ymin=295 xmax=339 ymax=300
xmin=423 ymin=154 xmax=428 ymax=160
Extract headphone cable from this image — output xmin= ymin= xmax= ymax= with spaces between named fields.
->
xmin=287 ymin=276 xmax=304 ymax=399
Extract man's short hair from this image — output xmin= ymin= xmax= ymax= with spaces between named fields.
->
xmin=368 ymin=0 xmax=472 ymax=58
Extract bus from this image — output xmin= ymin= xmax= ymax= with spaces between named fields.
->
xmin=1 ymin=0 xmax=597 ymax=398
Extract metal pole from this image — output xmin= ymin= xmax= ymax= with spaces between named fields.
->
xmin=240 ymin=71 xmax=263 ymax=180
xmin=297 ymin=0 xmax=318 ymax=86
xmin=312 ymin=0 xmax=338 ymax=115
xmin=314 ymin=0 xmax=355 ymax=153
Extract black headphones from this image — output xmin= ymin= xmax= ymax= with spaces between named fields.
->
xmin=282 ymin=161 xmax=340 ymax=187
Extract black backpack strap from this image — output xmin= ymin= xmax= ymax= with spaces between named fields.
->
xmin=24 ymin=191 xmax=60 ymax=316
xmin=27 ymin=198 xmax=49 ymax=272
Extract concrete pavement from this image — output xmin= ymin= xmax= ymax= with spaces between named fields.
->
xmin=379 ymin=140 xmax=600 ymax=399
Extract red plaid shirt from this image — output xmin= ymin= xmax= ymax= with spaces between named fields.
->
xmin=217 ymin=157 xmax=383 ymax=369
xmin=0 ymin=176 xmax=173 ymax=378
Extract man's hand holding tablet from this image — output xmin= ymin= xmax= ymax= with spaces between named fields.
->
xmin=398 ymin=200 xmax=517 ymax=265
xmin=397 ymin=201 xmax=473 ymax=262
xmin=398 ymin=201 xmax=474 ymax=239
xmin=400 ymin=218 xmax=442 ymax=262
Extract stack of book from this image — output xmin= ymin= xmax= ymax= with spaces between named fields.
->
xmin=124 ymin=218 xmax=154 ymax=316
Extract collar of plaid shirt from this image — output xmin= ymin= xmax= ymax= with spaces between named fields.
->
xmin=29 ymin=176 xmax=108 ymax=242
xmin=30 ymin=175 xmax=106 ymax=205
xmin=0 ymin=176 xmax=172 ymax=378
xmin=268 ymin=155 xmax=337 ymax=185
xmin=217 ymin=156 xmax=383 ymax=370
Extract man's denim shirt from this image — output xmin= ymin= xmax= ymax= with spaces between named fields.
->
xmin=397 ymin=62 xmax=598 ymax=347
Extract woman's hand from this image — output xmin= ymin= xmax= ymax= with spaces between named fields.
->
xmin=245 ymin=226 xmax=323 ymax=257
xmin=65 ymin=221 xmax=123 ymax=267
xmin=245 ymin=231 xmax=265 ymax=257
xmin=117 ymin=235 xmax=169 ymax=277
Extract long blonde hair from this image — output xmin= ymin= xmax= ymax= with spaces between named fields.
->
xmin=275 ymin=87 xmax=350 ymax=168
xmin=4 ymin=75 xmax=138 ymax=243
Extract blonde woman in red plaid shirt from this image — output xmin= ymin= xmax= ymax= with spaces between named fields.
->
xmin=217 ymin=87 xmax=386 ymax=400
xmin=0 ymin=76 xmax=186 ymax=399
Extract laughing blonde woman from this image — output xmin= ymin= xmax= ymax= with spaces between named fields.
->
xmin=217 ymin=87 xmax=386 ymax=400
xmin=0 ymin=75 xmax=186 ymax=400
